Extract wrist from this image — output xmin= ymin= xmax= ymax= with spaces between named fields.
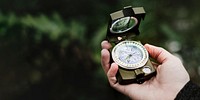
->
xmin=162 ymin=80 xmax=190 ymax=99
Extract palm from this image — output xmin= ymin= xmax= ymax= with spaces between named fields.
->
xmin=124 ymin=80 xmax=160 ymax=100
xmin=113 ymin=66 xmax=161 ymax=100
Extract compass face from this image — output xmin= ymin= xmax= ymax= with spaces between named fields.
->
xmin=112 ymin=41 xmax=148 ymax=69
xmin=110 ymin=16 xmax=138 ymax=34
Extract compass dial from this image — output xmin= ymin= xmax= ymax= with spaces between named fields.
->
xmin=112 ymin=41 xmax=148 ymax=69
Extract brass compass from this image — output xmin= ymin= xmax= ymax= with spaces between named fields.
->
xmin=106 ymin=6 xmax=156 ymax=84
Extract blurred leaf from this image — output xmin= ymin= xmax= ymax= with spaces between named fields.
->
xmin=21 ymin=14 xmax=66 ymax=40
xmin=160 ymin=23 xmax=181 ymax=41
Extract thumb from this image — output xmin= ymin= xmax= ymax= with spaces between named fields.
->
xmin=144 ymin=44 xmax=173 ymax=63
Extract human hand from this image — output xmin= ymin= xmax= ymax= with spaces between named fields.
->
xmin=101 ymin=40 xmax=190 ymax=100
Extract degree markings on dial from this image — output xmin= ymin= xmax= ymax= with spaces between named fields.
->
xmin=112 ymin=41 xmax=149 ymax=69
xmin=117 ymin=44 xmax=143 ymax=64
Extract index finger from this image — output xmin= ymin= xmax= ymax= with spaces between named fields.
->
xmin=101 ymin=40 xmax=112 ymax=49
xmin=101 ymin=49 xmax=110 ymax=73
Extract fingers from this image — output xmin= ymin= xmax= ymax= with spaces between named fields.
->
xmin=106 ymin=63 xmax=126 ymax=94
xmin=101 ymin=40 xmax=112 ymax=73
xmin=101 ymin=41 xmax=124 ymax=91
xmin=144 ymin=44 xmax=173 ymax=63
xmin=107 ymin=63 xmax=118 ymax=86
xmin=101 ymin=40 xmax=112 ymax=49
xmin=107 ymin=63 xmax=142 ymax=98
xmin=101 ymin=49 xmax=110 ymax=73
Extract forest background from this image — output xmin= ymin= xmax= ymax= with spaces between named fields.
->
xmin=0 ymin=0 xmax=200 ymax=100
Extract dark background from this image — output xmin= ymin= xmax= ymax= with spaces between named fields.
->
xmin=0 ymin=0 xmax=200 ymax=100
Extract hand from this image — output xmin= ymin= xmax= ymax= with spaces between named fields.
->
xmin=101 ymin=40 xmax=190 ymax=100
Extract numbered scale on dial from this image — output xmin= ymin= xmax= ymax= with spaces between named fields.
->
xmin=112 ymin=41 xmax=148 ymax=69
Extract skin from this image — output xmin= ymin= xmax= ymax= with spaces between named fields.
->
xmin=101 ymin=40 xmax=190 ymax=100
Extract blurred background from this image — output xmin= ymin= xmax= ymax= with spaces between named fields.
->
xmin=0 ymin=0 xmax=200 ymax=100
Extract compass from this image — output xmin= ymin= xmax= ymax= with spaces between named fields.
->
xmin=106 ymin=6 xmax=156 ymax=84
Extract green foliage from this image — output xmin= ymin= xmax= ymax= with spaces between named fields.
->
xmin=0 ymin=12 xmax=86 ymax=46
